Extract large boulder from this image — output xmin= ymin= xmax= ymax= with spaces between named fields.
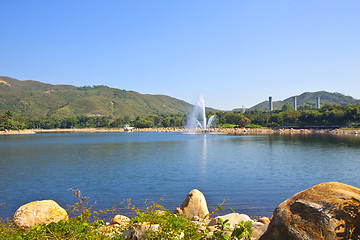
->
xmin=260 ymin=182 xmax=360 ymax=240
xmin=13 ymin=200 xmax=68 ymax=229
xmin=174 ymin=189 xmax=209 ymax=219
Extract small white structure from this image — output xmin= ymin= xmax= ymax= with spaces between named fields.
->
xmin=124 ymin=124 xmax=134 ymax=131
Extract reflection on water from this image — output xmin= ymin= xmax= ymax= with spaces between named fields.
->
xmin=276 ymin=133 xmax=360 ymax=147
xmin=201 ymin=135 xmax=207 ymax=178
xmin=1 ymin=132 xmax=360 ymax=219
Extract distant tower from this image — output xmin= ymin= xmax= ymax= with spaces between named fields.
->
xmin=293 ymin=97 xmax=297 ymax=110
xmin=316 ymin=97 xmax=321 ymax=109
xmin=269 ymin=97 xmax=273 ymax=111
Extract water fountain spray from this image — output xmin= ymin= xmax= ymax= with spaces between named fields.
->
xmin=187 ymin=96 xmax=218 ymax=132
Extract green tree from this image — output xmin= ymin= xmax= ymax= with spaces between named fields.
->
xmin=281 ymin=110 xmax=300 ymax=125
xmin=282 ymin=103 xmax=292 ymax=111
xmin=345 ymin=106 xmax=360 ymax=122
xmin=161 ymin=117 xmax=171 ymax=127
xmin=4 ymin=110 xmax=14 ymax=119
xmin=0 ymin=111 xmax=27 ymax=131
xmin=135 ymin=119 xmax=152 ymax=128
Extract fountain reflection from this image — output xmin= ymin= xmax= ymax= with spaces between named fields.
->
xmin=198 ymin=134 xmax=207 ymax=180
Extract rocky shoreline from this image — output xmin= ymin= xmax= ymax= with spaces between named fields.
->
xmin=10 ymin=182 xmax=360 ymax=239
xmin=11 ymin=189 xmax=270 ymax=239
xmin=1 ymin=127 xmax=359 ymax=136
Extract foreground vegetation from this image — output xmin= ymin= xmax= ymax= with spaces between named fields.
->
xmin=1 ymin=103 xmax=360 ymax=131
xmin=0 ymin=190 xmax=252 ymax=240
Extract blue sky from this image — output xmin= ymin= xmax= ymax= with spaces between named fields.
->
xmin=1 ymin=1 xmax=359 ymax=110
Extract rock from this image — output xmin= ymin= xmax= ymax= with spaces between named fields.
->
xmin=122 ymin=222 xmax=159 ymax=240
xmin=242 ymin=219 xmax=268 ymax=240
xmin=13 ymin=200 xmax=68 ymax=229
xmin=98 ymin=224 xmax=124 ymax=238
xmin=260 ymin=182 xmax=360 ymax=240
xmin=174 ymin=189 xmax=209 ymax=219
xmin=257 ymin=217 xmax=270 ymax=224
xmin=111 ymin=214 xmax=130 ymax=227
xmin=252 ymin=221 xmax=265 ymax=227
xmin=206 ymin=226 xmax=217 ymax=232
xmin=198 ymin=225 xmax=206 ymax=232
xmin=245 ymin=220 xmax=269 ymax=240
xmin=208 ymin=213 xmax=251 ymax=228
xmin=154 ymin=210 xmax=166 ymax=216
xmin=192 ymin=215 xmax=200 ymax=221
xmin=252 ymin=224 xmax=269 ymax=240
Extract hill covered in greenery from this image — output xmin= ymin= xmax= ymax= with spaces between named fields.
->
xmin=0 ymin=76 xmax=192 ymax=119
xmin=2 ymin=76 xmax=360 ymax=131
xmin=247 ymin=91 xmax=360 ymax=111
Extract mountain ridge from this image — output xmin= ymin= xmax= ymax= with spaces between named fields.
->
xmin=1 ymin=76 xmax=359 ymax=117
xmin=0 ymin=76 xmax=193 ymax=118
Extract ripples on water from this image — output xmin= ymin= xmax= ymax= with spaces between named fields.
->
xmin=1 ymin=132 xmax=360 ymax=219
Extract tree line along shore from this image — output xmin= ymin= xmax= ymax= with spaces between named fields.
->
xmin=1 ymin=127 xmax=359 ymax=136
xmin=1 ymin=103 xmax=360 ymax=133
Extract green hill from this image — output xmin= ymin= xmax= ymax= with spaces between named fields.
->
xmin=0 ymin=76 xmax=192 ymax=118
xmin=246 ymin=91 xmax=360 ymax=111
xmin=3 ymin=77 xmax=357 ymax=118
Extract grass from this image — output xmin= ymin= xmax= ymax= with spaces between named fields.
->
xmin=0 ymin=218 xmax=114 ymax=240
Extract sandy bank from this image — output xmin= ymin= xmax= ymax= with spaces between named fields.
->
xmin=1 ymin=127 xmax=359 ymax=136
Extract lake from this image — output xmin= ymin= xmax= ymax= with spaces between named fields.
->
xmin=1 ymin=132 xmax=360 ymax=220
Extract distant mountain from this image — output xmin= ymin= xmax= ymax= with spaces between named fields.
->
xmin=0 ymin=76 xmax=194 ymax=118
xmin=246 ymin=91 xmax=360 ymax=111
xmin=4 ymin=77 xmax=355 ymax=118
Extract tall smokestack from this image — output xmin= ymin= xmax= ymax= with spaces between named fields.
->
xmin=293 ymin=97 xmax=297 ymax=110
xmin=316 ymin=97 xmax=321 ymax=109
xmin=269 ymin=96 xmax=273 ymax=111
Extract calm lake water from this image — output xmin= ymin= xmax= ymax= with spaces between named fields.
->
xmin=1 ymin=132 xmax=360 ymax=220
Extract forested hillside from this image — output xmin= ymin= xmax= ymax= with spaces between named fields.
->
xmin=2 ymin=76 xmax=360 ymax=131
xmin=248 ymin=91 xmax=360 ymax=111
xmin=0 ymin=76 xmax=191 ymax=118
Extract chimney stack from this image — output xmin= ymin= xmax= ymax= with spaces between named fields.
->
xmin=293 ymin=97 xmax=297 ymax=110
xmin=269 ymin=97 xmax=273 ymax=111
xmin=316 ymin=97 xmax=321 ymax=109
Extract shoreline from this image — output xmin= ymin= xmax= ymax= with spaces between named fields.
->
xmin=0 ymin=127 xmax=359 ymax=136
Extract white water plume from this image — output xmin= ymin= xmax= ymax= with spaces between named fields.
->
xmin=187 ymin=96 xmax=218 ymax=132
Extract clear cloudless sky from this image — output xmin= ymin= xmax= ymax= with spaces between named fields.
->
xmin=1 ymin=0 xmax=359 ymax=110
